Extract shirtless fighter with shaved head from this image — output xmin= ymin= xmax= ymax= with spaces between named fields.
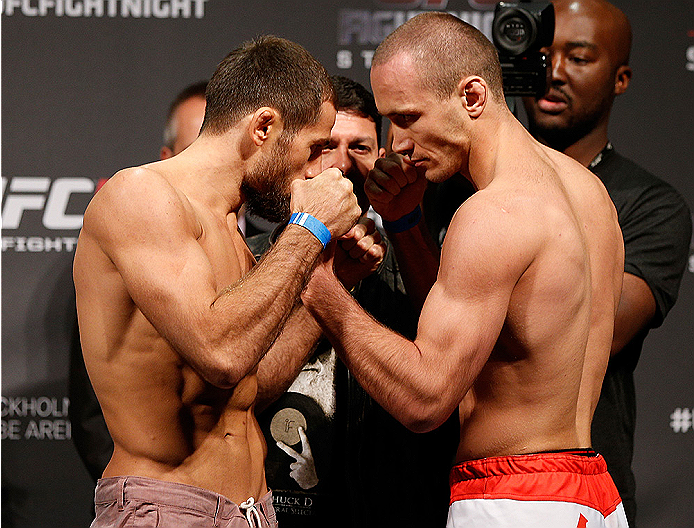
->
xmin=74 ymin=36 xmax=362 ymax=527
xmin=301 ymin=13 xmax=629 ymax=527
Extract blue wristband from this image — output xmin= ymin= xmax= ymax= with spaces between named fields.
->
xmin=382 ymin=205 xmax=422 ymax=234
xmin=288 ymin=212 xmax=331 ymax=249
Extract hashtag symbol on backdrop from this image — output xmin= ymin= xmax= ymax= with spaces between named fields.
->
xmin=670 ymin=408 xmax=693 ymax=433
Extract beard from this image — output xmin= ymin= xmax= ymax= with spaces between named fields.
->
xmin=241 ymin=134 xmax=293 ymax=224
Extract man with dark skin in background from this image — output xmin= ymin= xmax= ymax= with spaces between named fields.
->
xmin=301 ymin=13 xmax=628 ymax=527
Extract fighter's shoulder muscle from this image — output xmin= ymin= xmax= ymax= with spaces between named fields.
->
xmin=83 ymin=166 xmax=199 ymax=245
xmin=440 ymin=189 xmax=542 ymax=288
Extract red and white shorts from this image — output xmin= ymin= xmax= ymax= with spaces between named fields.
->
xmin=447 ymin=451 xmax=629 ymax=528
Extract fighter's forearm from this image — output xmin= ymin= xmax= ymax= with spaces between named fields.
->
xmin=254 ymin=303 xmax=323 ymax=411
xmin=197 ymin=226 xmax=324 ymax=388
xmin=304 ymin=271 xmax=456 ymax=433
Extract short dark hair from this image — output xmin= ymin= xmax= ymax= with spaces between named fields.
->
xmin=373 ymin=12 xmax=504 ymax=102
xmin=202 ymin=36 xmax=336 ymax=136
xmin=331 ymin=75 xmax=382 ymax=146
xmin=163 ymin=80 xmax=208 ymax=149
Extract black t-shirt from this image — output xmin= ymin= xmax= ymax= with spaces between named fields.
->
xmin=589 ymin=146 xmax=691 ymax=528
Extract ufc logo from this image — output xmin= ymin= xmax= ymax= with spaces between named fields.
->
xmin=2 ymin=176 xmax=95 ymax=230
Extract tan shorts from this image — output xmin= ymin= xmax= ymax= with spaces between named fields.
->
xmin=91 ymin=476 xmax=277 ymax=528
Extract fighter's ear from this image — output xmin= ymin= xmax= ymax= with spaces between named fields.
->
xmin=458 ymin=76 xmax=487 ymax=118
xmin=614 ymin=65 xmax=632 ymax=96
xmin=249 ymin=107 xmax=280 ymax=146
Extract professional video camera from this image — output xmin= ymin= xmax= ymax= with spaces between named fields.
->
xmin=492 ymin=1 xmax=555 ymax=97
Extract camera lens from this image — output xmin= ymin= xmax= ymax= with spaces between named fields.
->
xmin=501 ymin=18 xmax=529 ymax=44
xmin=492 ymin=7 xmax=538 ymax=56
xmin=492 ymin=2 xmax=555 ymax=96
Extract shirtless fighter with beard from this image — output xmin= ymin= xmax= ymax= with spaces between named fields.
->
xmin=74 ymin=36 xmax=362 ymax=527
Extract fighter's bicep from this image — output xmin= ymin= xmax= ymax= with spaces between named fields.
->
xmin=117 ymin=216 xmax=215 ymax=323
xmin=415 ymin=202 xmax=532 ymax=380
xmin=416 ymin=266 xmax=511 ymax=382
xmin=92 ymin=177 xmax=217 ymax=338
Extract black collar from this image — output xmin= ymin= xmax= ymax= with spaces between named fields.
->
xmin=588 ymin=142 xmax=614 ymax=170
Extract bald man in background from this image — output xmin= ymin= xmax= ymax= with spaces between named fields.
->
xmin=160 ymin=81 xmax=207 ymax=160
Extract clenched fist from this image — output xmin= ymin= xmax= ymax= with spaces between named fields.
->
xmin=364 ymin=153 xmax=428 ymax=222
xmin=335 ymin=215 xmax=387 ymax=289
xmin=290 ymin=168 xmax=361 ymax=239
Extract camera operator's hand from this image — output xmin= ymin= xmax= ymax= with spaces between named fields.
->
xmin=364 ymin=153 xmax=428 ymax=221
